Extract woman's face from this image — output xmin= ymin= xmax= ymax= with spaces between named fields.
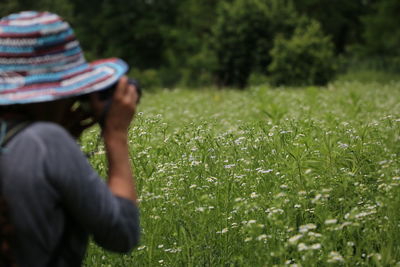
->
xmin=39 ymin=98 xmax=94 ymax=138
xmin=29 ymin=98 xmax=75 ymax=124
xmin=1 ymin=97 xmax=95 ymax=138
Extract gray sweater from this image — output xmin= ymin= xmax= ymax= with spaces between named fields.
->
xmin=0 ymin=122 xmax=140 ymax=267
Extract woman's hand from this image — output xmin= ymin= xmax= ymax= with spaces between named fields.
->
xmin=90 ymin=76 xmax=140 ymax=203
xmin=90 ymin=76 xmax=139 ymax=137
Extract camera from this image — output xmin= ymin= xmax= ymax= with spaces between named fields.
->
xmin=77 ymin=78 xmax=141 ymax=127
xmin=98 ymin=78 xmax=142 ymax=103
xmin=97 ymin=78 xmax=141 ymax=127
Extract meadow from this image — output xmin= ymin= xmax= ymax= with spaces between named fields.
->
xmin=82 ymin=77 xmax=400 ymax=266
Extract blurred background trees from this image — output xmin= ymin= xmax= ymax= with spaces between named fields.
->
xmin=212 ymin=0 xmax=298 ymax=88
xmin=0 ymin=0 xmax=398 ymax=88
xmin=362 ymin=0 xmax=400 ymax=57
xmin=268 ymin=19 xmax=335 ymax=86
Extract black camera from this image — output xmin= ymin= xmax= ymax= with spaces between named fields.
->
xmin=97 ymin=78 xmax=142 ymax=127
xmin=77 ymin=78 xmax=141 ymax=127
xmin=98 ymin=78 xmax=142 ymax=102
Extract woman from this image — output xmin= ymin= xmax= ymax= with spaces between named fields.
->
xmin=0 ymin=11 xmax=140 ymax=266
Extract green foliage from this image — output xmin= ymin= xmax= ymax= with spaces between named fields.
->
xmin=336 ymin=70 xmax=400 ymax=84
xmin=362 ymin=0 xmax=400 ymax=56
xmin=212 ymin=0 xmax=298 ymax=88
xmin=83 ymin=82 xmax=400 ymax=266
xmin=338 ymin=56 xmax=400 ymax=82
xmin=0 ymin=0 xmax=74 ymax=21
xmin=268 ymin=20 xmax=336 ymax=86
xmin=128 ymin=68 xmax=162 ymax=91
xmin=70 ymin=0 xmax=179 ymax=69
xmin=293 ymin=0 xmax=370 ymax=53
xmin=161 ymin=0 xmax=219 ymax=87
xmin=0 ymin=1 xmax=26 ymax=18
xmin=1 ymin=0 xmax=399 ymax=88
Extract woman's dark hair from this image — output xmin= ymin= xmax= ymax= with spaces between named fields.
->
xmin=0 ymin=117 xmax=18 ymax=267
xmin=0 ymin=154 xmax=17 ymax=266
xmin=0 ymin=105 xmax=28 ymax=115
xmin=0 ymin=195 xmax=17 ymax=267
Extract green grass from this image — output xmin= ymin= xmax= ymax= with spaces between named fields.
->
xmin=82 ymin=80 xmax=400 ymax=266
xmin=335 ymin=70 xmax=400 ymax=84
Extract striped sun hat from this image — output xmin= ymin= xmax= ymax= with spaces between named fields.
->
xmin=0 ymin=11 xmax=128 ymax=105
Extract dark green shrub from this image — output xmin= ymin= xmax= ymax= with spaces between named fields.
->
xmin=178 ymin=49 xmax=216 ymax=88
xmin=161 ymin=0 xmax=219 ymax=88
xmin=212 ymin=0 xmax=298 ymax=88
xmin=128 ymin=68 xmax=162 ymax=90
xmin=362 ymin=0 xmax=400 ymax=57
xmin=268 ymin=20 xmax=335 ymax=86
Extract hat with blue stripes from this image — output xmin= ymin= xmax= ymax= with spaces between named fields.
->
xmin=0 ymin=11 xmax=128 ymax=105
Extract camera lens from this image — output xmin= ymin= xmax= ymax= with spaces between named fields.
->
xmin=128 ymin=78 xmax=141 ymax=103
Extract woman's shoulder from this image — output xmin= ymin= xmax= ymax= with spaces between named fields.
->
xmin=26 ymin=121 xmax=72 ymax=139
xmin=12 ymin=121 xmax=75 ymax=150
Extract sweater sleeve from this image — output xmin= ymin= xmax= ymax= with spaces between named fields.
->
xmin=42 ymin=123 xmax=140 ymax=252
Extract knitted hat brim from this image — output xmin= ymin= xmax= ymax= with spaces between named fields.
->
xmin=0 ymin=57 xmax=127 ymax=105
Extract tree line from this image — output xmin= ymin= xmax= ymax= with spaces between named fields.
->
xmin=1 ymin=0 xmax=399 ymax=88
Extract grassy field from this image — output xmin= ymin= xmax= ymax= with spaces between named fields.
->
xmin=82 ymin=79 xmax=400 ymax=266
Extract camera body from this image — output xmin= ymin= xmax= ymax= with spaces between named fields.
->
xmin=97 ymin=78 xmax=141 ymax=127
xmin=77 ymin=78 xmax=141 ymax=127
xmin=98 ymin=78 xmax=142 ymax=102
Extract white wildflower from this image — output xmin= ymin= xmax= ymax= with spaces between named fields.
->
xmin=195 ymin=207 xmax=205 ymax=212
xmin=250 ymin=192 xmax=259 ymax=198
xmin=310 ymin=243 xmax=321 ymax=250
xmin=288 ymin=234 xmax=303 ymax=244
xmin=257 ymin=168 xmax=273 ymax=174
xmin=298 ymin=243 xmax=308 ymax=251
xmin=334 ymin=221 xmax=352 ymax=230
xmin=256 ymin=234 xmax=268 ymax=241
xmin=311 ymin=194 xmax=322 ymax=203
xmin=338 ymin=142 xmax=349 ymax=149
xmin=369 ymin=253 xmax=382 ymax=261
xmin=327 ymin=251 xmax=344 ymax=263
xmin=276 ymin=192 xmax=286 ymax=198
xmin=307 ymin=231 xmax=322 ymax=238
xmin=206 ymin=177 xmax=217 ymax=182
xmin=224 ymin=164 xmax=236 ymax=169
xmin=164 ymin=247 xmax=182 ymax=253
xmin=299 ymin=223 xmax=317 ymax=233
xmin=234 ymin=137 xmax=246 ymax=145
xmin=190 ymin=160 xmax=201 ymax=166
xmin=324 ymin=219 xmax=338 ymax=225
